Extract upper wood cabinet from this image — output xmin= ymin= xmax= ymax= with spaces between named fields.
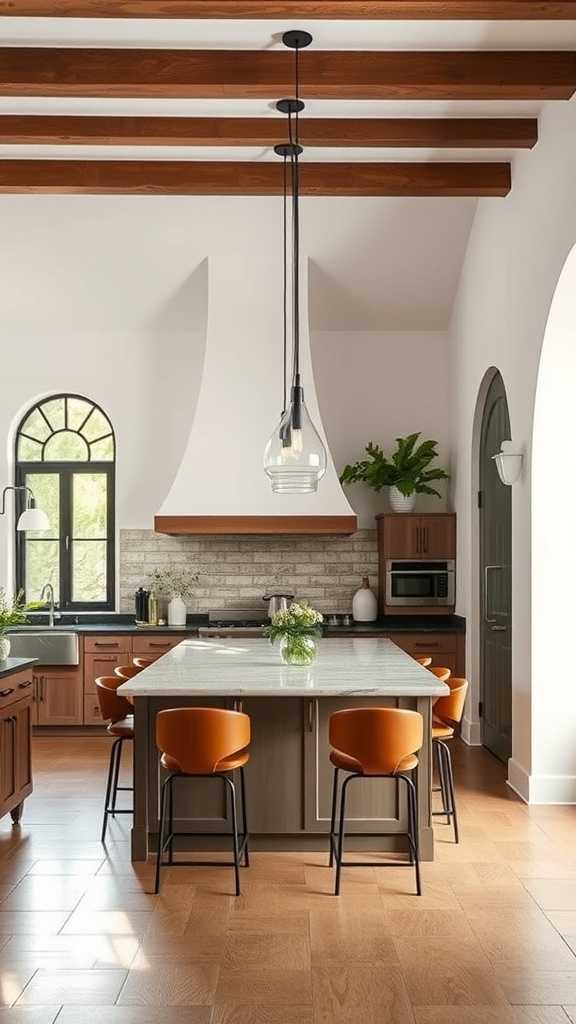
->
xmin=377 ymin=513 xmax=456 ymax=560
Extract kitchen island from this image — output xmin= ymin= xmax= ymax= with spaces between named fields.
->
xmin=119 ymin=637 xmax=448 ymax=862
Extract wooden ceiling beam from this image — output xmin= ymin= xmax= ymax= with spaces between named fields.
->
xmin=1 ymin=0 xmax=575 ymax=19
xmin=0 ymin=49 xmax=573 ymax=100
xmin=0 ymin=159 xmax=511 ymax=195
xmin=0 ymin=114 xmax=539 ymax=149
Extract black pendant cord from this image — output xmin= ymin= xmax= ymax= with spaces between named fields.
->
xmin=282 ymin=152 xmax=288 ymax=414
xmin=292 ymin=43 xmax=300 ymax=383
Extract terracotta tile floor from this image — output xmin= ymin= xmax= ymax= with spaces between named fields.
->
xmin=0 ymin=735 xmax=574 ymax=1022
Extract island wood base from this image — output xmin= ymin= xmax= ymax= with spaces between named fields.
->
xmin=130 ymin=693 xmax=435 ymax=863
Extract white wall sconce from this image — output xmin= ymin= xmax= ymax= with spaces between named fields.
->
xmin=492 ymin=440 xmax=523 ymax=486
xmin=1 ymin=486 xmax=50 ymax=531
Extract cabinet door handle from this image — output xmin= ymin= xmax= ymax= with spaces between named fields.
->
xmin=94 ymin=642 xmax=119 ymax=649
xmin=307 ymin=700 xmax=316 ymax=732
xmin=0 ymin=688 xmax=14 ymax=698
xmin=415 ymin=641 xmax=440 ymax=649
xmin=415 ymin=527 xmax=420 ymax=554
xmin=18 ymin=680 xmax=32 ymax=690
xmin=423 ymin=527 xmax=429 ymax=554
xmin=40 ymin=676 xmax=45 ymax=703
xmin=148 ymin=642 xmax=170 ymax=648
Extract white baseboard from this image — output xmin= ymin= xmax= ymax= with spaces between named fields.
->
xmin=507 ymin=758 xmax=529 ymax=803
xmin=507 ymin=759 xmax=576 ymax=804
xmin=461 ymin=716 xmax=481 ymax=746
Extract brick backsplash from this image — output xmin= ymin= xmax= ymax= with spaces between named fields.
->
xmin=119 ymin=529 xmax=378 ymax=615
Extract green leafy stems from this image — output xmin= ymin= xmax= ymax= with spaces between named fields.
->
xmin=340 ymin=433 xmax=449 ymax=499
xmin=0 ymin=589 xmax=27 ymax=636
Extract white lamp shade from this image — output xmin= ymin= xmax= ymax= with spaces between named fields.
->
xmin=492 ymin=440 xmax=523 ymax=486
xmin=17 ymin=506 xmax=50 ymax=531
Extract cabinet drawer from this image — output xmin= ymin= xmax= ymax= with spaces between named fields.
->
xmin=0 ymin=671 xmax=33 ymax=710
xmin=390 ymin=633 xmax=457 ymax=655
xmin=132 ymin=636 xmax=182 ymax=656
xmin=84 ymin=636 xmax=132 ymax=655
xmin=84 ymin=694 xmax=105 ymax=727
xmin=84 ymin=652 xmax=128 ymax=695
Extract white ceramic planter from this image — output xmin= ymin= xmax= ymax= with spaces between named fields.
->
xmin=168 ymin=596 xmax=187 ymax=627
xmin=0 ymin=636 xmax=10 ymax=662
xmin=389 ymin=486 xmax=416 ymax=513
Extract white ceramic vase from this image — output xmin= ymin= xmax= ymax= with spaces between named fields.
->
xmin=168 ymin=595 xmax=187 ymax=627
xmin=352 ymin=577 xmax=378 ymax=623
xmin=389 ymin=486 xmax=416 ymax=513
xmin=0 ymin=636 xmax=10 ymax=662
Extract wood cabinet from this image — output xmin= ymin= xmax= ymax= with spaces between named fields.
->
xmin=377 ymin=513 xmax=456 ymax=615
xmin=0 ymin=669 xmax=33 ymax=824
xmin=36 ymin=666 xmax=83 ymax=726
xmin=389 ymin=631 xmax=465 ymax=678
xmin=377 ymin=513 xmax=456 ymax=560
xmin=132 ymin=636 xmax=182 ymax=659
xmin=304 ymin=696 xmax=405 ymax=835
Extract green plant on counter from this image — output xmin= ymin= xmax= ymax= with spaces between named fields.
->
xmin=0 ymin=589 xmax=27 ymax=636
xmin=340 ymin=433 xmax=449 ymax=498
xmin=147 ymin=567 xmax=200 ymax=599
xmin=264 ymin=601 xmax=323 ymax=665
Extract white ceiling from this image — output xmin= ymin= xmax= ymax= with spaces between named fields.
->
xmin=0 ymin=15 xmax=564 ymax=331
xmin=2 ymin=17 xmax=576 ymax=49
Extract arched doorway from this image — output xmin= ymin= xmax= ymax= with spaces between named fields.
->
xmin=479 ymin=370 xmax=512 ymax=763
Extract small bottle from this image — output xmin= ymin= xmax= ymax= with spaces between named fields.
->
xmin=134 ymin=587 xmax=145 ymax=622
xmin=147 ymin=590 xmax=159 ymax=626
xmin=352 ymin=576 xmax=378 ymax=623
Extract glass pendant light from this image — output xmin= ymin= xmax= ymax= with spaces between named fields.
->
xmin=264 ymin=30 xmax=327 ymax=495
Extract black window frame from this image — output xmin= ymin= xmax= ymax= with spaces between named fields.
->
xmin=14 ymin=395 xmax=116 ymax=613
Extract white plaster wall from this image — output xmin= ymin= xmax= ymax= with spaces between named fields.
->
xmin=0 ymin=195 xmax=456 ymax=597
xmin=313 ymin=330 xmax=450 ymax=526
xmin=449 ymin=100 xmax=576 ymax=801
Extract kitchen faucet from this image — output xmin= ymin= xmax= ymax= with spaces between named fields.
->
xmin=40 ymin=583 xmax=58 ymax=628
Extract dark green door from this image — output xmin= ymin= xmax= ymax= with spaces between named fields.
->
xmin=479 ymin=371 xmax=512 ymax=763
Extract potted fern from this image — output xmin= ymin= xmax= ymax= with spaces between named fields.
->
xmin=0 ymin=589 xmax=27 ymax=662
xmin=340 ymin=433 xmax=449 ymax=513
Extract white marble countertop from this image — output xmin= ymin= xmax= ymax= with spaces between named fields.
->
xmin=118 ymin=637 xmax=449 ymax=698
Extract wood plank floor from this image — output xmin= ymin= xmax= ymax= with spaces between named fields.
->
xmin=0 ymin=736 xmax=574 ymax=1022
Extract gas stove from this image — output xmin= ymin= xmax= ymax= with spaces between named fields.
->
xmin=198 ymin=609 xmax=268 ymax=638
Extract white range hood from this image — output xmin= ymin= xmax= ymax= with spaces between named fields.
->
xmin=156 ymin=243 xmax=356 ymax=536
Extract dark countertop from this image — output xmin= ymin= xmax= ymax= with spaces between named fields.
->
xmin=323 ymin=615 xmax=465 ymax=636
xmin=0 ymin=657 xmax=37 ymax=679
xmin=10 ymin=614 xmax=465 ymax=637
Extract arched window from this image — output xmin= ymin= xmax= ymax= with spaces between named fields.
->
xmin=15 ymin=394 xmax=115 ymax=611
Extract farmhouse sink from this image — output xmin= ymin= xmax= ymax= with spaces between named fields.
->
xmin=8 ymin=631 xmax=80 ymax=666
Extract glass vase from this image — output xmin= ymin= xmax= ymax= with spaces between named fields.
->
xmin=280 ymin=635 xmax=317 ymax=665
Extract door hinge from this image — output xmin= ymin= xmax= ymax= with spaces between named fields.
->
xmin=477 ymin=490 xmax=483 ymax=509
xmin=478 ymin=701 xmax=483 ymax=718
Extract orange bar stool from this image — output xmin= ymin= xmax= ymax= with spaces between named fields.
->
xmin=96 ymin=675 xmax=134 ymax=843
xmin=155 ymin=707 xmax=251 ymax=896
xmin=328 ymin=707 xmax=423 ymax=896
xmin=429 ymin=666 xmax=451 ymax=682
xmin=432 ymin=677 xmax=469 ymax=843
xmin=114 ymin=664 xmax=141 ymax=681
xmin=416 ymin=656 xmax=432 ymax=667
xmin=133 ymin=657 xmax=154 ymax=669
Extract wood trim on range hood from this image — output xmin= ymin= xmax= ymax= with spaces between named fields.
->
xmin=155 ymin=515 xmax=358 ymax=535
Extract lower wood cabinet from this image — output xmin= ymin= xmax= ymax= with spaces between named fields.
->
xmin=241 ymin=697 xmax=304 ymax=834
xmin=0 ymin=671 xmax=33 ymax=823
xmin=304 ymin=696 xmax=407 ymax=834
xmin=36 ymin=668 xmax=83 ymax=726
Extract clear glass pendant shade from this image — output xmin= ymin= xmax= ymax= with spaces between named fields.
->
xmin=264 ymin=384 xmax=327 ymax=494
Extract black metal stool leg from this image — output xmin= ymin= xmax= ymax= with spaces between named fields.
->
xmin=154 ymin=775 xmax=170 ymax=895
xmin=101 ymin=737 xmax=120 ymax=843
xmin=111 ymin=738 xmax=123 ymax=817
xmin=434 ymin=739 xmax=450 ymax=823
xmin=225 ymin=777 xmax=241 ymax=896
xmin=328 ymin=766 xmax=339 ymax=867
xmin=168 ymin=775 xmax=175 ymax=864
xmin=239 ymin=766 xmax=249 ymax=867
xmin=405 ymin=774 xmax=421 ymax=896
xmin=440 ymin=740 xmax=459 ymax=843
xmin=334 ymin=774 xmax=351 ymax=896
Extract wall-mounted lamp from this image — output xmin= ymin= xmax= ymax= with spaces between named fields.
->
xmin=492 ymin=441 xmax=523 ymax=486
xmin=1 ymin=486 xmax=50 ymax=531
